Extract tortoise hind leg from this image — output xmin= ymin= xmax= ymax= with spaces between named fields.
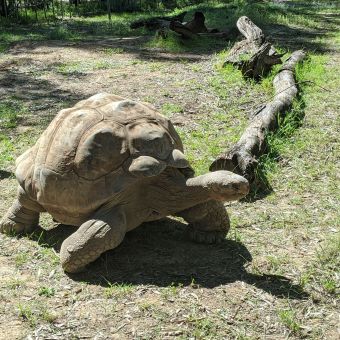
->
xmin=176 ymin=200 xmax=230 ymax=244
xmin=0 ymin=186 xmax=43 ymax=234
xmin=60 ymin=207 xmax=126 ymax=273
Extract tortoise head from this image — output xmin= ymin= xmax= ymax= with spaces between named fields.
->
xmin=125 ymin=120 xmax=191 ymax=178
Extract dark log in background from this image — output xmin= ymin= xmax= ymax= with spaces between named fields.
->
xmin=130 ymin=12 xmax=187 ymax=30
xmin=130 ymin=11 xmax=227 ymax=39
xmin=210 ymin=50 xmax=306 ymax=181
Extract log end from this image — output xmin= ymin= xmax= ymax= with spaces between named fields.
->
xmin=210 ymin=152 xmax=258 ymax=183
xmin=209 ymin=156 xmax=236 ymax=173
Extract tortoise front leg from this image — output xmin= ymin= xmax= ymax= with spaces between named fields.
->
xmin=0 ymin=186 xmax=44 ymax=234
xmin=60 ymin=206 xmax=126 ymax=273
xmin=176 ymin=200 xmax=230 ymax=244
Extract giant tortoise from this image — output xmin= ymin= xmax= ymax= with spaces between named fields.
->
xmin=0 ymin=93 xmax=249 ymax=273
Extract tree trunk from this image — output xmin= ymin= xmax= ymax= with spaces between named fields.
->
xmin=210 ymin=50 xmax=306 ymax=181
xmin=0 ymin=0 xmax=8 ymax=17
xmin=107 ymin=0 xmax=111 ymax=23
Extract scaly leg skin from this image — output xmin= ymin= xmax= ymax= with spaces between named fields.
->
xmin=177 ymin=200 xmax=230 ymax=244
xmin=60 ymin=207 xmax=126 ymax=273
xmin=0 ymin=186 xmax=44 ymax=234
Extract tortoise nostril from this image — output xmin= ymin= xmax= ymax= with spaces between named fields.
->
xmin=150 ymin=210 xmax=161 ymax=217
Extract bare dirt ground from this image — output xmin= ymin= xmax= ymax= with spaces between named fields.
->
xmin=0 ymin=1 xmax=339 ymax=339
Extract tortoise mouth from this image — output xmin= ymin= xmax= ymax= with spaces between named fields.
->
xmin=166 ymin=149 xmax=190 ymax=168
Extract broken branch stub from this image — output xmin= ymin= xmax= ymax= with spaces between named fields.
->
xmin=225 ymin=16 xmax=283 ymax=79
xmin=237 ymin=16 xmax=264 ymax=45
xmin=210 ymin=50 xmax=306 ymax=181
xmin=169 ymin=11 xmax=211 ymax=39
xmin=169 ymin=21 xmax=198 ymax=39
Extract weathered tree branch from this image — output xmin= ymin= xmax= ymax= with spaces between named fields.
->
xmin=170 ymin=20 xmax=198 ymax=39
xmin=237 ymin=16 xmax=264 ymax=45
xmin=210 ymin=50 xmax=306 ymax=181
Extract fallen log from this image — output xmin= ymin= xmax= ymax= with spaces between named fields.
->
xmin=197 ymin=31 xmax=229 ymax=39
xmin=130 ymin=12 xmax=187 ymax=30
xmin=131 ymin=11 xmax=227 ymax=40
xmin=169 ymin=20 xmax=198 ymax=39
xmin=225 ymin=16 xmax=283 ymax=79
xmin=210 ymin=50 xmax=306 ymax=181
xmin=170 ymin=24 xmax=229 ymax=39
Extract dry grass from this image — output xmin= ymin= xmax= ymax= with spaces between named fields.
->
xmin=0 ymin=1 xmax=339 ymax=339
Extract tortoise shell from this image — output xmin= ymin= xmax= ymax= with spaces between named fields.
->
xmin=15 ymin=93 xmax=185 ymax=222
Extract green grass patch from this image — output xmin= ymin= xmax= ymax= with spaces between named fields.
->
xmin=0 ymin=100 xmax=28 ymax=168
xmin=103 ymin=281 xmax=135 ymax=298
xmin=102 ymin=47 xmax=125 ymax=55
xmin=317 ymin=233 xmax=340 ymax=271
xmin=278 ymin=308 xmax=301 ymax=334
xmin=0 ymin=101 xmax=26 ymax=129
xmin=56 ymin=60 xmax=117 ymax=75
xmin=161 ymin=282 xmax=183 ymax=301
xmin=189 ymin=316 xmax=218 ymax=339
xmin=17 ymin=302 xmax=57 ymax=327
xmin=38 ymin=286 xmax=56 ymax=297
xmin=146 ymin=31 xmax=226 ymax=53
xmin=0 ymin=134 xmax=15 ymax=168
xmin=161 ymin=103 xmax=184 ymax=116
xmin=5 ymin=278 xmax=26 ymax=290
xmin=14 ymin=252 xmax=30 ymax=268
xmin=47 ymin=25 xmax=80 ymax=40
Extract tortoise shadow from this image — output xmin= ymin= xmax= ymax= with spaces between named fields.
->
xmin=32 ymin=217 xmax=308 ymax=299
xmin=0 ymin=170 xmax=14 ymax=180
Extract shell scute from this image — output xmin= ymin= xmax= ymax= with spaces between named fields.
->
xmin=74 ymin=121 xmax=128 ymax=180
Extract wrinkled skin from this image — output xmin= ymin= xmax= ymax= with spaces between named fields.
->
xmin=0 ymin=93 xmax=249 ymax=273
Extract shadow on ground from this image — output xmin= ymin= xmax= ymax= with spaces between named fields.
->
xmin=266 ymin=23 xmax=336 ymax=53
xmin=0 ymin=170 xmax=14 ymax=179
xmin=31 ymin=217 xmax=308 ymax=299
xmin=0 ymin=67 xmax=83 ymax=128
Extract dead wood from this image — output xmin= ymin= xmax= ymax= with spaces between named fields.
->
xmin=197 ymin=32 xmax=229 ymax=39
xmin=184 ymin=11 xmax=208 ymax=33
xmin=225 ymin=16 xmax=283 ymax=79
xmin=236 ymin=16 xmax=264 ymax=45
xmin=169 ymin=20 xmax=198 ymax=39
xmin=210 ymin=50 xmax=306 ymax=181
xmin=132 ymin=11 xmax=227 ymax=40
xmin=130 ymin=12 xmax=187 ymax=30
